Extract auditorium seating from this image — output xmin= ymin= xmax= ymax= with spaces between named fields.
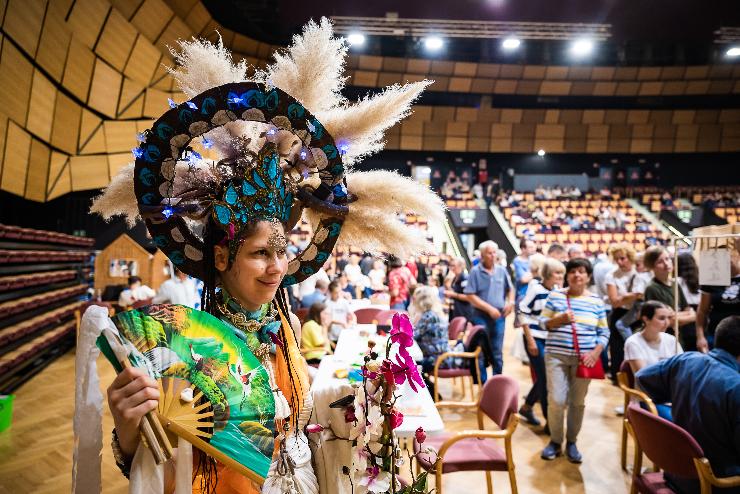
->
xmin=0 ymin=224 xmax=93 ymax=393
xmin=500 ymin=191 xmax=666 ymax=255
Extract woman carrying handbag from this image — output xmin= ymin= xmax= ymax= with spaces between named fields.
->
xmin=539 ymin=258 xmax=609 ymax=463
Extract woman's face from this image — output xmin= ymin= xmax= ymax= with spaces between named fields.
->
xmin=215 ymin=221 xmax=288 ymax=311
xmin=320 ymin=307 xmax=331 ymax=327
xmin=644 ymin=308 xmax=671 ymax=333
xmin=614 ymin=252 xmax=633 ymax=272
xmin=566 ymin=266 xmax=590 ymax=290
xmin=652 ymin=251 xmax=673 ymax=279
xmin=546 ymin=270 xmax=565 ymax=288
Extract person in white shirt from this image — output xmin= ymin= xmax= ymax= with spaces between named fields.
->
xmin=324 ymin=280 xmax=356 ymax=342
xmin=624 ymin=300 xmax=682 ymax=421
xmin=367 ymin=260 xmax=387 ymax=292
xmin=118 ymin=276 xmax=155 ymax=307
xmin=152 ymin=268 xmax=200 ymax=308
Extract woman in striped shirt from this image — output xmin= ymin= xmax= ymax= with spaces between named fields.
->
xmin=518 ymin=256 xmax=565 ymax=430
xmin=540 ymin=258 xmax=609 ymax=463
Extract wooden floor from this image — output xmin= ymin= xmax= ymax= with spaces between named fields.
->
xmin=0 ymin=321 xmax=633 ymax=493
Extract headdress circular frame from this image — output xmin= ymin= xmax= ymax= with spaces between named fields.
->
xmin=133 ymin=82 xmax=346 ymax=286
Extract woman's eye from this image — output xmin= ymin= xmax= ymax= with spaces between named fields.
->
xmin=255 ymin=249 xmax=268 ymax=256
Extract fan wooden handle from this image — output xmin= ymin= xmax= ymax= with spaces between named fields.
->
xmin=117 ymin=357 xmax=174 ymax=464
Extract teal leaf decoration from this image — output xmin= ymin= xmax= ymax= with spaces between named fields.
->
xmin=214 ymin=204 xmax=232 ymax=225
xmin=242 ymin=181 xmax=257 ymax=196
xmin=225 ymin=184 xmax=238 ymax=205
xmin=322 ymin=144 xmax=338 ymax=159
xmin=156 ymin=123 xmax=174 ymax=140
xmin=266 ymin=154 xmax=278 ymax=180
xmin=252 ymin=170 xmax=266 ymax=189
xmin=244 ymin=89 xmax=264 ymax=108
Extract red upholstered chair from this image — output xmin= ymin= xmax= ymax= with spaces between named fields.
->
xmin=354 ymin=307 xmax=382 ymax=324
xmin=374 ymin=309 xmax=406 ymax=326
xmin=617 ymin=360 xmax=658 ymax=472
xmin=433 ymin=325 xmax=484 ymax=407
xmin=414 ymin=375 xmax=520 ymax=494
xmin=627 ymin=404 xmax=740 ymax=494
xmin=447 ymin=316 xmax=467 ymax=341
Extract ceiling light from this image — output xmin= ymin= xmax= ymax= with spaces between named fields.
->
xmin=502 ymin=37 xmax=521 ymax=50
xmin=726 ymin=46 xmax=740 ymax=58
xmin=570 ymin=39 xmax=594 ymax=57
xmin=424 ymin=36 xmax=444 ymax=51
xmin=347 ymin=32 xmax=365 ymax=46
xmin=537 ymin=149 xmax=546 ymax=157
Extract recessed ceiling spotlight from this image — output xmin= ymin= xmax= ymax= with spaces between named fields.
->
xmin=502 ymin=37 xmax=521 ymax=50
xmin=570 ymin=39 xmax=594 ymax=57
xmin=347 ymin=32 xmax=366 ymax=46
xmin=726 ymin=46 xmax=740 ymax=58
xmin=424 ymin=36 xmax=444 ymax=51
xmin=537 ymin=149 xmax=546 ymax=157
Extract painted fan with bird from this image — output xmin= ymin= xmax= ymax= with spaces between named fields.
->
xmin=96 ymin=304 xmax=276 ymax=483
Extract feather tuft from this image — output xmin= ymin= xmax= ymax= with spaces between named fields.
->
xmin=90 ymin=163 xmax=139 ymax=227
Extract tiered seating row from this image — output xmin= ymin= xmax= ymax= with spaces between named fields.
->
xmin=0 ymin=270 xmax=78 ymax=292
xmin=0 ymin=250 xmax=90 ymax=263
xmin=715 ymin=207 xmax=740 ymax=224
xmin=0 ymin=224 xmax=94 ymax=247
xmin=0 ymin=320 xmax=76 ymax=377
xmin=0 ymin=284 xmax=88 ymax=320
xmin=0 ymin=301 xmax=84 ymax=349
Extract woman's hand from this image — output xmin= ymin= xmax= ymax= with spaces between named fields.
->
xmin=581 ymin=348 xmax=601 ymax=368
xmin=549 ymin=310 xmax=575 ymax=328
xmin=107 ymin=367 xmax=160 ymax=458
xmin=526 ymin=336 xmax=538 ymax=356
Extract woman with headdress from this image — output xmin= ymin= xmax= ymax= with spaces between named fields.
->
xmin=73 ymin=18 xmax=444 ymax=494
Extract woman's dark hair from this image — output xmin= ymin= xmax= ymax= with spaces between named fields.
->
xmin=307 ymin=302 xmax=326 ymax=324
xmin=565 ymin=258 xmax=593 ymax=277
xmin=388 ymin=255 xmax=404 ymax=268
xmin=127 ymin=276 xmax=141 ymax=286
xmin=639 ymin=300 xmax=668 ymax=323
xmin=677 ymin=252 xmax=699 ymax=293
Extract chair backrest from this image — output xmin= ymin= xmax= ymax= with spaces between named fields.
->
xmin=619 ymin=360 xmax=635 ymax=388
xmin=448 ymin=316 xmax=467 ymax=340
xmin=375 ymin=309 xmax=405 ymax=326
xmin=627 ymin=404 xmax=703 ymax=478
xmin=354 ymin=307 xmax=382 ymax=324
xmin=462 ymin=324 xmax=483 ymax=348
xmin=479 ymin=375 xmax=520 ymax=430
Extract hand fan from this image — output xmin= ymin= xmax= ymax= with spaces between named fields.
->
xmin=97 ymin=304 xmax=276 ymax=484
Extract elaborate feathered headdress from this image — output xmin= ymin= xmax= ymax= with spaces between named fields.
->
xmin=91 ymin=18 xmax=445 ymax=285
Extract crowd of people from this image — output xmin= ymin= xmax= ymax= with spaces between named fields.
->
xmin=288 ymin=230 xmax=739 ymax=487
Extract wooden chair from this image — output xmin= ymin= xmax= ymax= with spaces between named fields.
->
xmin=374 ymin=309 xmax=406 ymax=326
xmin=414 ymin=375 xmax=520 ymax=494
xmin=627 ymin=404 xmax=740 ymax=494
xmin=617 ymin=361 xmax=658 ymax=472
xmin=433 ymin=325 xmax=484 ymax=406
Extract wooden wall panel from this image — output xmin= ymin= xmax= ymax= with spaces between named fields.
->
xmin=67 ymin=0 xmax=110 ymax=49
xmin=96 ymin=8 xmax=137 ymax=71
xmin=0 ymin=40 xmax=34 ymax=125
xmin=0 ymin=113 xmax=7 ymax=179
xmin=118 ymin=79 xmax=146 ymax=119
xmin=25 ymin=139 xmax=51 ymax=201
xmin=131 ymin=0 xmax=173 ymax=43
xmin=26 ymin=70 xmax=56 ymax=141
xmin=50 ymin=93 xmax=80 ymax=154
xmin=110 ymin=0 xmax=144 ymax=19
xmin=108 ymin=152 xmax=131 ymax=178
xmin=78 ymin=109 xmax=103 ymax=151
xmin=47 ymin=155 xmax=71 ymax=200
xmin=70 ymin=155 xmax=109 ymax=190
xmin=47 ymin=151 xmax=68 ymax=195
xmin=88 ymin=59 xmax=122 ymax=117
xmin=183 ymin=2 xmax=211 ymax=34
xmin=62 ymin=38 xmax=96 ymax=101
xmin=36 ymin=12 xmax=71 ymax=82
xmin=155 ymin=15 xmax=192 ymax=53
xmin=124 ymin=36 xmax=161 ymax=84
xmin=1 ymin=122 xmax=31 ymax=196
xmin=103 ymin=121 xmax=137 ymax=153
xmin=3 ymin=0 xmax=46 ymax=56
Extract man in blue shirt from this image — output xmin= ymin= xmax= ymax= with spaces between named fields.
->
xmin=300 ymin=279 xmax=328 ymax=308
xmin=464 ymin=240 xmax=514 ymax=382
xmin=637 ymin=315 xmax=740 ymax=493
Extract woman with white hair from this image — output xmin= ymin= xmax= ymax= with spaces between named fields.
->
xmin=410 ymin=285 xmax=453 ymax=397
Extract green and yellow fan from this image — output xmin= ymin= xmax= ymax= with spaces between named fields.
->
xmin=97 ymin=304 xmax=276 ymax=484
